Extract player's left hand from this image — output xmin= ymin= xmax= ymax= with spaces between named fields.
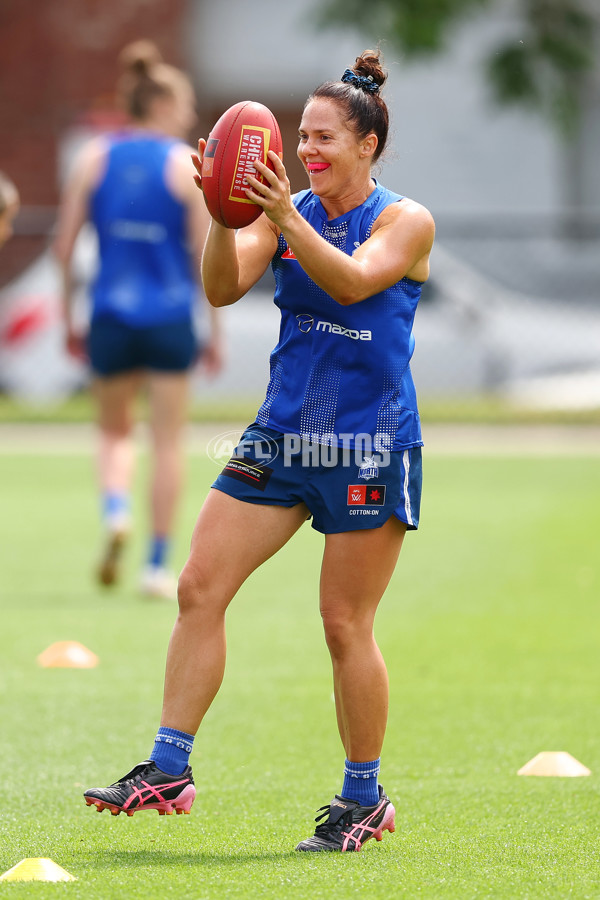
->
xmin=244 ymin=151 xmax=294 ymax=228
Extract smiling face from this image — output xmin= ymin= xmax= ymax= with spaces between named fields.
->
xmin=297 ymin=97 xmax=377 ymax=209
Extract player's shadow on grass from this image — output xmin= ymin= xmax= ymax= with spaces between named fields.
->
xmin=93 ymin=849 xmax=299 ymax=867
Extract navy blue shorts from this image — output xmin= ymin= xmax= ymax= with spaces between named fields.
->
xmin=88 ymin=315 xmax=197 ymax=376
xmin=211 ymin=424 xmax=422 ymax=534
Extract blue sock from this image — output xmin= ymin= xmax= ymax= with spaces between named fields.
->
xmin=341 ymin=758 xmax=381 ymax=806
xmin=150 ymin=727 xmax=194 ymax=776
xmin=148 ymin=535 xmax=169 ymax=568
xmin=102 ymin=491 xmax=129 ymax=522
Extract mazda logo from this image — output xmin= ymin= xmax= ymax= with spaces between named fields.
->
xmin=296 ymin=314 xmax=314 ymax=333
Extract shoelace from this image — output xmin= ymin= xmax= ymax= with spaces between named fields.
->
xmin=313 ymin=804 xmax=355 ymax=836
xmin=116 ymin=763 xmax=154 ymax=786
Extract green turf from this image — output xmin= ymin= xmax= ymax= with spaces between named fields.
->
xmin=1 ymin=390 xmax=599 ymax=425
xmin=1 ymin=446 xmax=599 ymax=897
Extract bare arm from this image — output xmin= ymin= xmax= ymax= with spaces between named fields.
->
xmin=168 ymin=143 xmax=225 ymax=372
xmin=53 ymin=138 xmax=107 ymax=356
xmin=191 ymin=141 xmax=278 ymax=308
xmin=247 ymin=152 xmax=435 ymax=305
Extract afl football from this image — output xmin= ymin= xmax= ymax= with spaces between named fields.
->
xmin=201 ymin=101 xmax=283 ymax=229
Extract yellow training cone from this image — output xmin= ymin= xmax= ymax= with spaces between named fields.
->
xmin=0 ymin=858 xmax=76 ymax=882
xmin=37 ymin=641 xmax=98 ymax=668
xmin=517 ymin=751 xmax=591 ymax=777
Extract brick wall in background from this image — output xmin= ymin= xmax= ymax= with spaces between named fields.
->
xmin=0 ymin=0 xmax=187 ymax=287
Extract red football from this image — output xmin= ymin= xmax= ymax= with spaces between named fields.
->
xmin=201 ymin=100 xmax=283 ymax=229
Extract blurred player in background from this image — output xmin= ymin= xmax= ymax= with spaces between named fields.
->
xmin=84 ymin=50 xmax=434 ymax=851
xmin=54 ymin=40 xmax=222 ymax=600
xmin=0 ymin=172 xmax=19 ymax=249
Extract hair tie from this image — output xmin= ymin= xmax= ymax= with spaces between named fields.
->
xmin=341 ymin=68 xmax=380 ymax=95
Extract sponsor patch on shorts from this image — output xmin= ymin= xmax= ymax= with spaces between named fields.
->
xmin=222 ymin=456 xmax=273 ymax=492
xmin=347 ymin=485 xmax=387 ymax=506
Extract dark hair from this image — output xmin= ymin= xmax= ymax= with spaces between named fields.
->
xmin=306 ymin=50 xmax=389 ymax=163
xmin=117 ymin=39 xmax=190 ymax=121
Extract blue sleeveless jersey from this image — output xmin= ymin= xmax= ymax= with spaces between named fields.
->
xmin=90 ymin=133 xmax=196 ymax=327
xmin=255 ymin=183 xmax=424 ymax=451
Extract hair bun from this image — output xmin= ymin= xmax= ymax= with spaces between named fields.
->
xmin=353 ymin=50 xmax=386 ymax=91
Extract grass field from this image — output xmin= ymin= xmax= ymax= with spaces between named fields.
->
xmin=1 ymin=435 xmax=599 ymax=898
xmin=1 ymin=390 xmax=600 ymax=426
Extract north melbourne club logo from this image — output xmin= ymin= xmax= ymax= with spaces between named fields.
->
xmin=358 ymin=456 xmax=379 ymax=480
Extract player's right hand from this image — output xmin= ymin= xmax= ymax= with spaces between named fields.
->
xmin=65 ymin=327 xmax=88 ymax=363
xmin=191 ymin=139 xmax=206 ymax=192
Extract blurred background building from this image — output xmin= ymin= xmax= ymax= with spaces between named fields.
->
xmin=0 ymin=0 xmax=599 ymax=413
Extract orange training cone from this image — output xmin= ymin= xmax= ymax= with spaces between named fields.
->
xmin=37 ymin=641 xmax=99 ymax=668
xmin=517 ymin=751 xmax=591 ymax=777
xmin=0 ymin=858 xmax=76 ymax=882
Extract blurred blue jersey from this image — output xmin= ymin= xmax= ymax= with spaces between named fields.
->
xmin=256 ymin=182 xmax=424 ymax=451
xmin=90 ymin=133 xmax=196 ymax=327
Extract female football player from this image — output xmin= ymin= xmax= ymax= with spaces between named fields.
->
xmin=84 ymin=48 xmax=434 ymax=852
xmin=54 ymin=41 xmax=222 ymax=598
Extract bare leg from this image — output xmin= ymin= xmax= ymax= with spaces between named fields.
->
xmin=320 ymin=517 xmax=406 ymax=762
xmin=93 ymin=373 xmax=143 ymax=584
xmin=93 ymin=372 xmax=143 ymax=500
xmin=146 ymin=372 xmax=189 ymax=539
xmin=160 ymin=490 xmax=310 ymax=734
